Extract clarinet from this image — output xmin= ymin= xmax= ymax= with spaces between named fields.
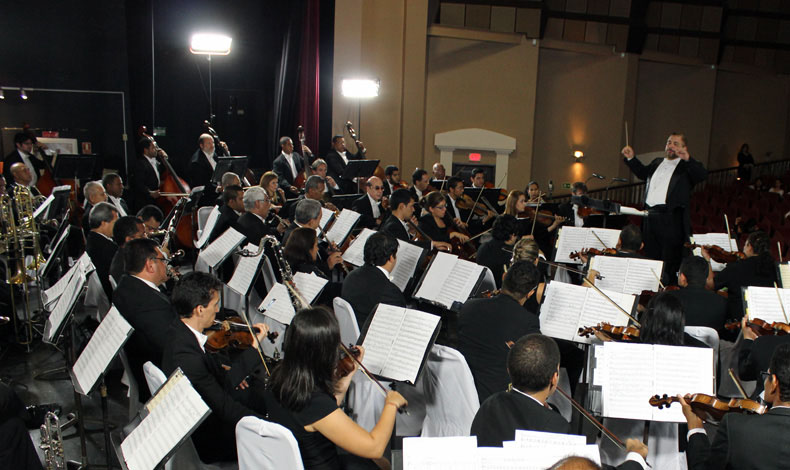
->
xmin=264 ymin=236 xmax=309 ymax=310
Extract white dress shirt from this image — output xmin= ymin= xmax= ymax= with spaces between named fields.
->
xmin=338 ymin=150 xmax=349 ymax=165
xmin=377 ymin=266 xmax=393 ymax=281
xmin=185 ymin=322 xmax=209 ymax=353
xmin=449 ymin=195 xmax=461 ymax=220
xmin=283 ymin=152 xmax=298 ymax=179
xmin=202 ymin=150 xmax=217 ymax=170
xmin=109 ymin=195 xmax=127 ymax=217
xmin=145 ymin=155 xmax=160 ymax=184
xmin=644 ymin=157 xmax=681 ymax=207
xmin=131 ymin=275 xmax=161 ymax=292
xmin=367 ymin=193 xmax=381 ymax=219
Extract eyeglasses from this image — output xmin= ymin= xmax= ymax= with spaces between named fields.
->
xmin=761 ymin=370 xmax=773 ymax=383
xmin=371 ymin=186 xmax=383 ymax=190
xmin=435 ymin=205 xmax=447 ymax=210
xmin=152 ymin=256 xmax=170 ymax=264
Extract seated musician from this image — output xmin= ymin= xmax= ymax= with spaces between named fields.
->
xmin=446 ymin=176 xmax=475 ymax=233
xmin=109 ymin=215 xmax=145 ymax=285
xmin=189 ymin=133 xmax=225 ymax=206
xmin=130 ymin=136 xmax=165 ymax=211
xmin=432 ymin=162 xmax=446 ymax=182
xmin=459 ymin=261 xmax=542 ymax=403
xmin=409 ymin=168 xmax=432 ymax=201
xmin=114 ymin=238 xmax=175 ymax=402
xmin=272 ymin=136 xmax=309 ymax=199
xmin=557 ymin=182 xmax=589 ymax=227
xmin=163 ymin=272 xmax=269 ymax=463
xmin=208 ymin=184 xmax=244 ymax=243
xmin=738 ymin=316 xmax=790 ymax=399
xmin=217 ymin=171 xmax=241 ymax=193
xmin=703 ymin=230 xmax=776 ymax=322
xmin=103 ymin=172 xmax=129 ymax=216
xmin=475 ymin=214 xmax=519 ymax=288
xmin=232 ymin=186 xmax=284 ymax=246
xmin=417 ymin=191 xmax=470 ymax=246
xmin=85 ymin=202 xmax=119 ymax=300
xmin=667 ymin=256 xmax=727 ymax=334
xmin=0 ymin=381 xmax=46 ymax=470
xmin=504 ymin=190 xmax=534 ymax=237
xmin=325 ymin=134 xmax=365 ymax=194
xmin=379 ymin=189 xmax=451 ymax=252
xmin=681 ymin=343 xmax=790 ymax=469
xmin=3 ymin=132 xmax=44 ymax=187
xmin=283 ymin=227 xmax=342 ymax=304
xmin=311 ymin=158 xmax=342 ymax=197
xmin=383 ymin=164 xmax=401 ymax=196
xmin=638 ymin=293 xmax=709 ymax=348
xmin=513 ymin=184 xmax=565 ymax=254
xmin=285 ymin=175 xmax=338 ymax=219
xmin=260 ymin=171 xmax=288 ymax=213
xmin=341 ymin=232 xmax=406 ymax=328
xmin=283 ymin=198 xmax=322 ymax=244
xmin=264 ymin=307 xmax=407 ymax=470
xmin=351 ymin=176 xmax=385 ymax=229
xmin=136 ymin=204 xmax=163 ymax=236
xmin=7 ymin=162 xmax=41 ymax=197
xmin=578 ymin=224 xmax=645 ymax=266
xmin=81 ymin=180 xmax=108 ymax=234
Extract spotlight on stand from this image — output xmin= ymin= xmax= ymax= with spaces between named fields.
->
xmin=189 ymin=33 xmax=232 ymax=55
xmin=341 ymin=79 xmax=380 ymax=98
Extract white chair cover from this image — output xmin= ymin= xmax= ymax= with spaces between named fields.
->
xmin=118 ymin=350 xmax=141 ymax=419
xmin=419 ymin=344 xmax=480 ymax=437
xmin=235 ymin=416 xmax=304 ymax=470
xmin=332 ymin=297 xmax=361 ymax=346
xmin=196 ymin=206 xmax=216 ymax=243
xmin=142 ymin=361 xmax=167 ymax=396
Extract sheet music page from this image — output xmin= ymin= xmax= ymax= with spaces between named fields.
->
xmin=195 ymin=205 xmax=221 ymax=249
xmin=540 ymin=282 xmax=588 ymax=341
xmin=500 ymin=431 xmax=601 ymax=468
xmin=227 ymin=243 xmax=264 ymax=295
xmin=586 ymin=228 xmax=621 ymax=252
xmin=476 ymin=447 xmax=533 ymax=470
xmin=779 ymin=263 xmax=790 ymax=289
xmin=72 ymin=307 xmax=133 ymax=395
xmin=379 ymin=309 xmax=440 ymax=383
xmin=744 ymin=286 xmax=790 ymax=324
xmin=589 ymin=256 xmax=628 ymax=293
xmin=78 ymin=252 xmax=95 ymax=276
xmin=326 ymin=209 xmax=361 ymax=245
xmin=651 ymin=345 xmax=714 ymax=422
xmin=33 ymin=193 xmax=56 ymax=219
xmin=434 ymin=259 xmax=484 ymax=309
xmin=402 ymin=436 xmax=478 ymax=470
xmin=258 ymin=283 xmax=296 ymax=325
xmin=692 ymin=233 xmax=735 ymax=272
xmin=342 ymin=228 xmax=376 ymax=267
xmin=576 ymin=288 xmax=635 ymax=337
xmin=121 ymin=371 xmax=210 ymax=470
xmin=623 ymin=258 xmax=664 ymax=295
xmin=391 ymin=240 xmax=425 ymax=292
xmin=319 ymin=207 xmax=335 ymax=231
xmin=46 ymin=272 xmax=85 ymax=342
xmin=198 ymin=227 xmax=245 ymax=268
xmin=360 ymin=304 xmax=405 ymax=376
xmin=598 ymin=342 xmax=655 ymax=421
xmin=293 ymin=272 xmax=328 ymax=304
xmin=39 ymin=225 xmax=71 ymax=277
xmin=414 ymin=251 xmax=458 ymax=305
xmin=43 ymin=259 xmax=81 ymax=308
xmin=554 ymin=227 xmax=591 ymax=264
xmin=513 ymin=429 xmax=587 ymax=447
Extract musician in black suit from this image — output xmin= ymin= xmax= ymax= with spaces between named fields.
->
xmin=109 ymin=215 xmax=145 ymax=285
xmin=341 ymin=232 xmax=406 ymax=328
xmin=738 ymin=319 xmax=790 ymax=398
xmin=409 ymin=168 xmax=431 ymax=202
xmin=114 ymin=238 xmax=175 ymax=402
xmin=136 ymin=204 xmax=164 ymax=236
xmin=475 ymin=215 xmax=519 ymax=288
xmin=232 ymin=186 xmax=281 ymax=246
xmin=379 ymin=189 xmax=451 ymax=252
xmin=0 ymin=382 xmax=45 ymax=470
xmin=130 ymin=137 xmax=165 ymax=211
xmin=85 ymin=202 xmax=119 ymax=301
xmin=284 ymin=175 xmax=338 ymax=221
xmin=682 ymin=343 xmax=790 ymax=470
xmin=162 ymin=272 xmax=269 ymax=463
xmin=102 ymin=172 xmax=130 ymax=217
xmin=351 ymin=176 xmax=385 ymax=229
xmin=382 ymin=165 xmax=401 ymax=197
xmin=3 ymin=133 xmax=44 ymax=187
xmin=622 ymin=133 xmax=707 ymax=284
xmin=272 ymin=136 xmax=311 ymax=199
xmin=311 ymin=158 xmax=342 ymax=197
xmin=189 ymin=133 xmax=227 ymax=207
xmin=557 ymin=182 xmax=588 ymax=228
xmin=668 ymin=256 xmax=727 ymax=334
xmin=208 ymin=185 xmax=245 ymax=243
xmin=324 ymin=134 xmax=365 ymax=193
xmin=81 ymin=181 xmax=108 ymax=235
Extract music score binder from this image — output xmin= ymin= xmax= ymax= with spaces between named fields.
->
xmin=412 ymin=251 xmax=486 ymax=310
xmin=71 ymin=306 xmax=134 ymax=395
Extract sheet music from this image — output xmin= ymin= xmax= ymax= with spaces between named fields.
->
xmin=744 ymin=286 xmax=790 ymax=324
xmin=121 ymin=370 xmax=210 ymax=470
xmin=342 ymin=228 xmax=376 ymax=266
xmin=554 ymin=227 xmax=621 ymax=264
xmin=691 ymin=233 xmax=735 ymax=272
xmin=195 ymin=205 xmax=221 ymax=249
xmin=402 ymin=436 xmax=478 ymax=470
xmin=45 ymin=271 xmax=86 ymax=342
xmin=72 ymin=307 xmax=133 ymax=395
xmin=513 ymin=429 xmax=586 ymax=447
xmin=414 ymin=252 xmax=483 ymax=308
xmin=391 ymin=240 xmax=425 ymax=292
xmin=258 ymin=283 xmax=296 ymax=325
xmin=590 ymin=256 xmax=663 ymax=295
xmin=227 ymin=243 xmax=265 ymax=295
xmin=33 ymin=193 xmax=56 ymax=219
xmin=414 ymin=251 xmax=457 ymax=304
xmin=779 ymin=263 xmax=790 ymax=288
xmin=198 ymin=227 xmax=245 ymax=268
xmin=38 ymin=224 xmax=71 ymax=277
xmin=326 ymin=209 xmax=361 ymax=245
xmin=577 ymin=289 xmax=635 ymax=334
xmin=293 ymin=271 xmax=328 ymax=304
xmin=319 ymin=207 xmax=335 ymax=231
xmin=361 ymin=304 xmax=440 ymax=384
xmin=43 ymin=258 xmax=79 ymax=308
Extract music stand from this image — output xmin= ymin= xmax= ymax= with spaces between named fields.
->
xmin=44 ymin=185 xmax=73 ymax=221
xmin=341 ymin=160 xmax=380 ymax=194
xmin=211 ymin=156 xmax=249 ymax=184
xmin=53 ymin=154 xmax=96 ymax=183
xmin=463 ymin=187 xmax=504 ymax=213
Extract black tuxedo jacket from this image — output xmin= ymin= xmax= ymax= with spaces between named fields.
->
xmin=209 ymin=204 xmax=240 ymax=243
xmin=624 ymin=156 xmax=707 ymax=236
xmin=3 ymin=150 xmax=45 ymax=186
xmin=130 ymin=156 xmax=162 ymax=211
xmin=109 ymin=249 xmax=124 ymax=286
xmin=232 ymin=212 xmax=275 ymax=246
xmin=341 ymin=265 xmax=406 ymax=328
xmin=471 ymin=390 xmax=571 ymax=447
xmin=162 ymin=319 xmax=264 ymax=463
xmin=667 ymin=287 xmax=727 ymax=334
xmin=85 ymin=231 xmax=118 ymax=301
xmin=325 ymin=149 xmax=363 ymax=193
xmin=475 ymin=239 xmax=512 ymax=289
xmin=114 ymin=275 xmax=176 ymax=401
xmin=379 ymin=215 xmax=431 ymax=251
xmin=686 ymin=407 xmax=790 ymax=469
xmin=189 ymin=149 xmax=219 ymax=207
xmin=351 ymin=194 xmax=383 ymax=229
xmin=738 ymin=336 xmax=790 ymax=398
xmin=272 ymin=152 xmax=305 ymax=192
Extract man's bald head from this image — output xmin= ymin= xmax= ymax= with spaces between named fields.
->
xmin=547 ymin=456 xmax=601 ymax=470
xmin=10 ymin=163 xmax=32 ymax=186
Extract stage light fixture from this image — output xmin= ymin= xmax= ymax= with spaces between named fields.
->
xmin=341 ymin=79 xmax=380 ymax=98
xmin=0 ymin=89 xmax=4 ymax=100
xmin=190 ymin=33 xmax=232 ymax=55
xmin=20 ymin=89 xmax=28 ymax=100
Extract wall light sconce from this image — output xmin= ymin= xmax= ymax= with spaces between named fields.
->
xmin=573 ymin=150 xmax=584 ymax=162
xmin=20 ymin=89 xmax=28 ymax=100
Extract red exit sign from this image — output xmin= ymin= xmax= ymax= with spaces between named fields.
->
xmin=468 ymin=153 xmax=481 ymax=161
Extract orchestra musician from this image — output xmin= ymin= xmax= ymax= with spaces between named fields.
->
xmin=232 ymin=186 xmax=283 ymax=246
xmin=311 ymin=158 xmax=342 ymax=197
xmin=130 ymin=136 xmax=165 ymax=211
xmin=102 ymin=172 xmax=129 ymax=217
xmin=162 ymin=272 xmax=269 ymax=463
xmin=738 ymin=316 xmax=790 ymax=399
xmin=85 ymin=202 xmax=119 ymax=301
xmin=576 ymin=225 xmax=645 ymax=266
xmin=324 ymin=134 xmax=365 ymax=193
xmin=272 ymin=136 xmax=309 ymax=199
xmin=217 ymin=171 xmax=241 ymax=193
xmin=379 ymin=189 xmax=451 ymax=252
xmin=475 ymin=215 xmax=519 ymax=288
xmin=638 ymin=293 xmax=709 ymax=348
xmin=283 ymin=227 xmax=342 ymax=305
xmin=285 ymin=175 xmax=338 ymax=219
xmin=470 ymin=168 xmax=487 ymax=189
xmin=409 ymin=168 xmax=432 ymax=201
xmin=432 ymin=162 xmax=446 ymax=181
xmin=382 ymin=165 xmax=401 ymax=196
xmin=189 ymin=133 xmax=225 ymax=206
xmin=3 ymin=132 xmax=44 ymax=187
xmin=417 ymin=192 xmax=470 ymax=245
xmin=260 ymin=171 xmax=288 ymax=211
xmin=208 ymin=185 xmax=245 ymax=243
xmin=81 ymin=181 xmax=108 ymax=234
xmin=136 ymin=204 xmax=164 ymax=236
xmin=283 ymin=198 xmax=323 ymax=245
xmin=341 ymin=232 xmax=406 ymax=328
xmin=8 ymin=163 xmax=41 ymax=197
xmin=108 ymin=215 xmax=146 ymax=284
xmin=682 ymin=343 xmax=790 ymax=469
xmin=622 ymin=133 xmax=707 ymax=285
xmin=351 ymin=176 xmax=385 ymax=229
xmin=557 ymin=182 xmax=589 ymax=227
xmin=667 ymin=256 xmax=727 ymax=334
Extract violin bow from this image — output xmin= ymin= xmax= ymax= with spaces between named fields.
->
xmin=724 ymin=214 xmax=735 ymax=252
xmin=590 ymin=230 xmax=610 ymax=250
xmin=465 ymin=184 xmax=487 ymax=226
xmin=539 ymin=259 xmax=603 ymax=280
xmin=530 ymin=193 xmax=545 ymax=236
xmin=339 ymin=343 xmax=408 ymax=414
xmin=650 ymin=268 xmax=665 ymax=290
xmin=236 ymin=307 xmax=271 ymax=377
xmin=728 ymin=368 xmax=748 ymax=399
xmin=554 ymin=386 xmax=626 ymax=451
xmin=774 ymin=282 xmax=789 ymax=324
xmin=582 ymin=277 xmax=641 ymax=327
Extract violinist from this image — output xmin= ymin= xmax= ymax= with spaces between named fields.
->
xmin=450 ymin=176 xmax=495 ymax=235
xmin=162 ymin=272 xmax=270 ymax=463
xmin=575 ymin=224 xmax=645 ymax=265
xmin=667 ymin=256 xmax=727 ymax=334
xmin=458 ymin=261 xmax=542 ymax=403
xmin=703 ymin=231 xmax=776 ymax=322
xmin=445 ymin=176 xmax=470 ymax=231
xmin=417 ymin=191 xmax=470 ymax=246
xmin=130 ymin=136 xmax=165 ymax=210
xmin=379 ymin=189 xmax=452 ymax=252
xmin=410 ymin=168 xmax=432 ymax=201
xmin=506 ymin=189 xmax=563 ymax=257
xmin=3 ymin=132 xmax=44 ymax=187
xmin=264 ymin=307 xmax=407 ymax=470
xmin=470 ymin=168 xmax=487 ymax=189
xmin=351 ymin=176 xmax=385 ymax=229
xmin=208 ymin=185 xmax=245 ymax=244
xmin=738 ymin=314 xmax=790 ymax=399
xmin=325 ymin=134 xmax=365 ymax=193
xmin=557 ymin=182 xmax=588 ymax=227
xmin=382 ymin=164 xmax=401 ymax=196
xmin=312 ymin=159 xmax=342 ymax=197
xmin=272 ymin=136 xmax=309 ymax=199
xmin=475 ymin=215 xmax=519 ymax=288
xmin=190 ymin=133 xmax=224 ymax=207
xmin=681 ymin=344 xmax=790 ymax=469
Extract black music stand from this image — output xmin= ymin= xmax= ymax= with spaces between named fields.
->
xmin=463 ymin=187 xmax=504 ymax=213
xmin=53 ymin=154 xmax=96 ymax=183
xmin=211 ymin=156 xmax=249 ymax=184
xmin=341 ymin=160 xmax=380 ymax=194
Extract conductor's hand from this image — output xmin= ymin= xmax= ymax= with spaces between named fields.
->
xmin=742 ymin=316 xmax=758 ymax=341
xmin=621 ymin=146 xmax=635 ymax=160
xmin=625 ymin=439 xmax=648 ymax=460
xmin=678 ymin=394 xmax=704 ymax=430
xmin=251 ymin=323 xmax=270 ymax=349
xmin=676 ymin=147 xmax=690 ymax=161
xmin=385 ymin=391 xmax=408 ymax=411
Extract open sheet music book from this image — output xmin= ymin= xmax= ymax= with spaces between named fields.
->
xmin=198 ymin=227 xmax=245 ymax=269
xmin=554 ymin=226 xmax=621 ymax=264
xmin=72 ymin=307 xmax=133 ymax=395
xmin=119 ymin=369 xmax=210 ymax=470
xmin=342 ymin=228 xmax=376 ymax=267
xmin=743 ymin=285 xmax=790 ymax=324
xmin=691 ymin=232 xmax=736 ymax=272
xmin=227 ymin=242 xmax=265 ymax=295
xmin=539 ymin=281 xmax=636 ymax=344
xmin=319 ymin=207 xmax=335 ymax=232
xmin=44 ymin=271 xmax=87 ymax=344
xmin=391 ymin=240 xmax=425 ymax=292
xmin=594 ymin=342 xmax=714 ymax=422
xmin=778 ymin=263 xmax=790 ymax=289
xmin=359 ymin=304 xmax=441 ymax=384
xmin=326 ymin=209 xmax=361 ymax=246
xmin=43 ymin=252 xmax=94 ymax=308
xmin=194 ymin=205 xmax=221 ymax=249
xmin=413 ymin=251 xmax=485 ymax=309
xmin=589 ymin=256 xmax=664 ymax=295
xmin=258 ymin=273 xmax=328 ymax=325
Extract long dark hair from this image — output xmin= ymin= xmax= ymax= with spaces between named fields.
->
xmin=270 ymin=307 xmax=341 ymax=411
xmin=284 ymin=227 xmax=317 ymax=267
xmin=747 ymin=231 xmax=774 ymax=278
xmin=640 ymin=292 xmax=685 ymax=346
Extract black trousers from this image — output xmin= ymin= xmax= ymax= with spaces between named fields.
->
xmin=0 ymin=383 xmax=43 ymax=470
xmin=643 ymin=208 xmax=685 ymax=286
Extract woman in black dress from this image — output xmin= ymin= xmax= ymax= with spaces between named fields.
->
xmin=417 ymin=191 xmax=469 ymax=245
xmin=264 ymin=307 xmax=408 ymax=470
xmin=283 ymin=227 xmax=342 ymax=305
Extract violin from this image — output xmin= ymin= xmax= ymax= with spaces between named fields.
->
xmin=569 ymin=247 xmax=618 ymax=261
xmin=455 ymin=193 xmax=488 ymax=217
xmin=684 ymin=242 xmax=746 ymax=264
xmin=205 ymin=316 xmax=278 ymax=352
xmin=335 ymin=344 xmax=361 ymax=379
xmin=577 ymin=207 xmax=604 ymax=218
xmin=724 ymin=317 xmax=790 ymax=336
xmin=517 ymin=206 xmax=559 ymax=225
xmin=578 ymin=322 xmax=640 ymax=341
xmin=638 ymin=285 xmax=680 ymax=308
xmin=649 ymin=393 xmax=767 ymax=422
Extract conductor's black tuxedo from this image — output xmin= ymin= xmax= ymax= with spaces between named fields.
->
xmin=341 ymin=264 xmax=406 ymax=329
xmin=686 ymin=407 xmax=790 ymax=469
xmin=114 ymin=275 xmax=176 ymax=402
xmin=351 ymin=194 xmax=383 ymax=229
xmin=85 ymin=231 xmax=118 ymax=301
xmin=272 ymin=152 xmax=305 ymax=198
xmin=3 ymin=149 xmax=44 ymax=186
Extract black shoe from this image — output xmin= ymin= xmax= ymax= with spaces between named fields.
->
xmin=24 ymin=403 xmax=62 ymax=429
